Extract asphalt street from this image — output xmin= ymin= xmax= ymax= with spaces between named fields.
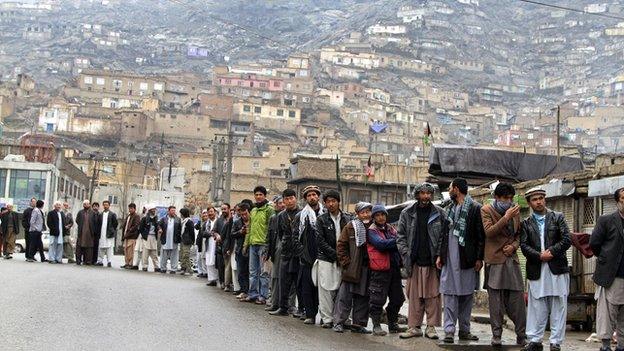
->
xmin=0 ymin=255 xmax=441 ymax=351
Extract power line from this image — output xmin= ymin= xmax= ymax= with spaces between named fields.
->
xmin=167 ymin=0 xmax=295 ymax=50
xmin=517 ymin=0 xmax=624 ymax=21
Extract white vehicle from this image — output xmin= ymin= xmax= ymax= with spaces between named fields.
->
xmin=14 ymin=231 xmax=50 ymax=253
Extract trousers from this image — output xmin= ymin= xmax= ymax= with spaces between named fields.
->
xmin=27 ymin=231 xmax=45 ymax=261
xmin=526 ymin=290 xmax=567 ymax=345
xmin=298 ymin=264 xmax=319 ymax=319
xmin=160 ymin=246 xmax=179 ymax=272
xmin=236 ymin=252 xmax=249 ymax=293
xmin=595 ymin=278 xmax=624 ymax=347
xmin=488 ymin=288 xmax=526 ymax=339
xmin=333 ymin=281 xmax=370 ymax=327
xmin=369 ymin=267 xmax=405 ymax=324
xmin=124 ymin=239 xmax=136 ymax=266
xmin=180 ymin=244 xmax=192 ymax=273
xmin=443 ymin=293 xmax=474 ymax=334
xmin=75 ymin=245 xmax=93 ymax=265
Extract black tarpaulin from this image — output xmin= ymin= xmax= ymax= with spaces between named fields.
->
xmin=428 ymin=145 xmax=584 ymax=183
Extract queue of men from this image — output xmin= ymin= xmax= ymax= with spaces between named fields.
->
xmin=0 ymin=179 xmax=623 ymax=351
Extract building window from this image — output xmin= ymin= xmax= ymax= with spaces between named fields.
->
xmin=583 ymin=198 xmax=595 ymax=226
xmin=139 ymin=82 xmax=148 ymax=90
xmin=254 ymin=106 xmax=262 ymax=114
xmin=107 ymin=195 xmax=119 ymax=205
xmin=243 ymin=105 xmax=251 ymax=112
xmin=348 ymin=189 xmax=371 ymax=204
xmin=0 ymin=169 xmax=6 ymax=197
xmin=288 ymin=110 xmax=296 ymax=118
xmin=277 ymin=109 xmax=284 ymax=116
xmin=380 ymin=191 xmax=404 ymax=205
xmin=154 ymin=83 xmax=163 ymax=91
xmin=8 ymin=170 xmax=47 ymax=203
xmin=252 ymin=161 xmax=260 ymax=169
xmin=273 ymin=81 xmax=281 ymax=87
xmin=96 ymin=77 xmax=105 ymax=85
xmin=84 ymin=76 xmax=93 ymax=84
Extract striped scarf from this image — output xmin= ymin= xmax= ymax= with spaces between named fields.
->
xmin=448 ymin=195 xmax=473 ymax=247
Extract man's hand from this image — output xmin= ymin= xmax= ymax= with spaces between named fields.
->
xmin=436 ymin=256 xmax=443 ymax=269
xmin=540 ymin=250 xmax=554 ymax=262
xmin=225 ymin=250 xmax=231 ymax=257
xmin=214 ymin=233 xmax=221 ymax=243
xmin=502 ymin=244 xmax=515 ymax=257
xmin=474 ymin=260 xmax=483 ymax=272
xmin=504 ymin=205 xmax=520 ymax=220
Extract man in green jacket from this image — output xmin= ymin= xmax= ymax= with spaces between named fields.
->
xmin=243 ymin=186 xmax=275 ymax=304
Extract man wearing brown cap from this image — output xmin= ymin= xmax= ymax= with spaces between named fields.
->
xmin=520 ymin=186 xmax=571 ymax=351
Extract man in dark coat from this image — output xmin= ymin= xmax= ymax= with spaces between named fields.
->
xmin=75 ymin=200 xmax=98 ymax=265
xmin=520 ymin=187 xmax=571 ymax=351
xmin=1 ymin=203 xmax=19 ymax=259
xmin=158 ymin=206 xmax=181 ymax=274
xmin=21 ymin=198 xmax=36 ymax=260
xmin=590 ymin=187 xmax=624 ymax=351
xmin=46 ymin=201 xmax=66 ymax=263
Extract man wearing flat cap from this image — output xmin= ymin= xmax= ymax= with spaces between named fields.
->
xmin=397 ymin=183 xmax=448 ymax=340
xmin=520 ymin=186 xmax=571 ymax=351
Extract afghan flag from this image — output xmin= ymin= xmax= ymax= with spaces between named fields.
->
xmin=423 ymin=122 xmax=432 ymax=146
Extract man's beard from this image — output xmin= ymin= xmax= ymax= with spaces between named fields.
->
xmin=618 ymin=202 xmax=624 ymax=215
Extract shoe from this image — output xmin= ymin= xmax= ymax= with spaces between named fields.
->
xmin=26 ymin=259 xmax=35 ymax=262
xmin=491 ymin=336 xmax=502 ymax=347
xmin=425 ymin=326 xmax=439 ymax=339
xmin=372 ymin=324 xmax=387 ymax=336
xmin=232 ymin=290 xmax=241 ymax=295
xmin=517 ymin=337 xmax=528 ymax=346
xmin=549 ymin=344 xmax=561 ymax=351
xmin=224 ymin=287 xmax=231 ymax=292
xmin=333 ymin=323 xmax=344 ymax=333
xmin=351 ymin=325 xmax=373 ymax=334
xmin=264 ymin=305 xmax=278 ymax=311
xmin=206 ymin=281 xmax=217 ymax=286
xmin=443 ymin=332 xmax=454 ymax=344
xmin=154 ymin=268 xmax=161 ymax=273
xmin=243 ymin=296 xmax=255 ymax=303
xmin=130 ymin=266 xmax=139 ymax=270
xmin=48 ymin=261 xmax=55 ymax=264
xmin=269 ymin=308 xmax=288 ymax=316
xmin=458 ymin=331 xmax=479 ymax=341
xmin=299 ymin=315 xmax=306 ymax=321
xmin=68 ymin=259 xmax=76 ymax=263
xmin=120 ymin=264 xmax=128 ymax=269
xmin=321 ymin=322 xmax=333 ymax=329
xmin=179 ymin=272 xmax=187 ymax=275
xmin=5 ymin=255 xmax=13 ymax=259
xmin=303 ymin=318 xmax=315 ymax=325
xmin=388 ymin=323 xmax=408 ymax=334
xmin=95 ymin=263 xmax=104 ymax=266
xmin=292 ymin=311 xmax=303 ymax=319
xmin=142 ymin=268 xmax=148 ymax=272
xmin=160 ymin=270 xmax=167 ymax=274
xmin=169 ymin=271 xmax=175 ymax=274
xmin=399 ymin=327 xmax=423 ymax=339
xmin=522 ymin=342 xmax=543 ymax=351
xmin=255 ymin=299 xmax=266 ymax=305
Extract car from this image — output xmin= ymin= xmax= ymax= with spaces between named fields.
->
xmin=14 ymin=231 xmax=50 ymax=253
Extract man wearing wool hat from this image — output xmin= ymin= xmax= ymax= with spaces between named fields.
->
xmin=397 ymin=182 xmax=448 ymax=340
xmin=520 ymin=186 xmax=571 ymax=351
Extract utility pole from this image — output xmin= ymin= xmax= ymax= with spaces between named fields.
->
xmin=223 ymin=120 xmax=234 ymax=204
xmin=89 ymin=158 xmax=98 ymax=203
xmin=556 ymin=105 xmax=561 ymax=166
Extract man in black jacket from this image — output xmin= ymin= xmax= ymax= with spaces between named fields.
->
xmin=21 ymin=198 xmax=36 ymax=260
xmin=590 ymin=187 xmax=624 ymax=351
xmin=520 ymin=187 xmax=571 ymax=351
xmin=439 ymin=178 xmax=484 ymax=344
xmin=218 ymin=203 xmax=234 ymax=291
xmin=158 ymin=206 xmax=181 ymax=274
xmin=46 ymin=201 xmax=66 ymax=263
xmin=293 ymin=185 xmax=324 ymax=325
xmin=266 ymin=196 xmax=285 ymax=312
xmin=315 ymin=190 xmax=350 ymax=328
xmin=96 ymin=200 xmax=118 ymax=267
xmin=269 ymin=189 xmax=301 ymax=317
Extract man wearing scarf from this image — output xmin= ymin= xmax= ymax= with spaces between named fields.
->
xmin=481 ymin=183 xmax=527 ymax=347
xmin=439 ymin=178 xmax=484 ymax=344
xmin=243 ymin=186 xmax=275 ymax=304
xmin=397 ymin=183 xmax=448 ymax=340
xmin=332 ymin=201 xmax=373 ymax=334
xmin=520 ymin=187 xmax=571 ymax=351
xmin=292 ymin=185 xmax=324 ymax=325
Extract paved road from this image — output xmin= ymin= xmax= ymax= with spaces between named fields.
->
xmin=0 ymin=255 xmax=440 ymax=351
